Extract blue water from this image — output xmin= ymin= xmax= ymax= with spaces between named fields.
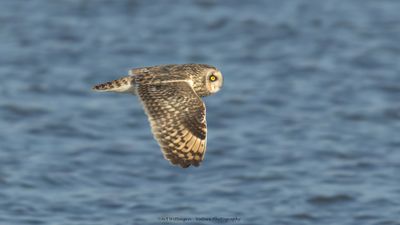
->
xmin=1 ymin=0 xmax=400 ymax=224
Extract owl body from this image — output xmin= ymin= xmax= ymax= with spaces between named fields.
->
xmin=129 ymin=64 xmax=221 ymax=97
xmin=93 ymin=64 xmax=223 ymax=168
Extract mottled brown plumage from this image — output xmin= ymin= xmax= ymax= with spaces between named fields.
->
xmin=92 ymin=64 xmax=223 ymax=168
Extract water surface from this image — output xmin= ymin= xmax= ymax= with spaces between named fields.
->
xmin=1 ymin=0 xmax=400 ymax=224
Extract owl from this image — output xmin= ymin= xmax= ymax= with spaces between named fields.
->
xmin=92 ymin=64 xmax=223 ymax=168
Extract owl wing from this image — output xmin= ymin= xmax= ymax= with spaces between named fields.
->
xmin=136 ymin=81 xmax=207 ymax=168
xmin=129 ymin=64 xmax=179 ymax=76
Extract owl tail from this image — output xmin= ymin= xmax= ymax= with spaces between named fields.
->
xmin=92 ymin=76 xmax=135 ymax=94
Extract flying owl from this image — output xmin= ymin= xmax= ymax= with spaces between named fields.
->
xmin=92 ymin=64 xmax=223 ymax=168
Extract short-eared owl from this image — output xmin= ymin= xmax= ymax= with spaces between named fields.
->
xmin=92 ymin=64 xmax=223 ymax=168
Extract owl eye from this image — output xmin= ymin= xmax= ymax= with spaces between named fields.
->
xmin=209 ymin=75 xmax=218 ymax=82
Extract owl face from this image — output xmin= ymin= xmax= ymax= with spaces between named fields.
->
xmin=191 ymin=65 xmax=223 ymax=97
xmin=204 ymin=69 xmax=223 ymax=94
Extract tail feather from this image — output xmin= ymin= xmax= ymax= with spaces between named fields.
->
xmin=92 ymin=76 xmax=135 ymax=93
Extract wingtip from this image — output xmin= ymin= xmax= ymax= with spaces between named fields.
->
xmin=91 ymin=84 xmax=103 ymax=92
xmin=91 ymin=76 xmax=135 ymax=93
xmin=91 ymin=81 xmax=115 ymax=92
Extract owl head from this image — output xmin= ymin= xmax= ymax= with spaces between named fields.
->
xmin=191 ymin=64 xmax=223 ymax=96
xmin=205 ymin=68 xmax=223 ymax=94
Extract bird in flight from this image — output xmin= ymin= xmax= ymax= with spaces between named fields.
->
xmin=92 ymin=64 xmax=223 ymax=168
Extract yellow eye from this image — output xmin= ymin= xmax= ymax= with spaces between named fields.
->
xmin=209 ymin=75 xmax=217 ymax=82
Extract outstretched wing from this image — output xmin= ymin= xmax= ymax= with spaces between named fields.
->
xmin=136 ymin=81 xmax=207 ymax=168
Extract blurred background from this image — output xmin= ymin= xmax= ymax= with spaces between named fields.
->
xmin=1 ymin=0 xmax=400 ymax=224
